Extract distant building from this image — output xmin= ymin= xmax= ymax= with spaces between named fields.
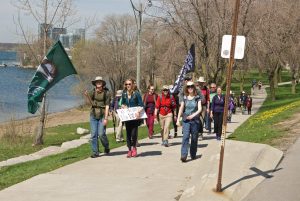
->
xmin=38 ymin=23 xmax=53 ymax=40
xmin=59 ymin=28 xmax=85 ymax=48
xmin=51 ymin=27 xmax=67 ymax=41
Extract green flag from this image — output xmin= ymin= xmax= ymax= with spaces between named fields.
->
xmin=28 ymin=40 xmax=77 ymax=114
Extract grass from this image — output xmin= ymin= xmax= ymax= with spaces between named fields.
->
xmin=0 ymin=120 xmax=114 ymax=162
xmin=229 ymin=83 xmax=300 ymax=144
xmin=0 ymin=123 xmax=161 ymax=190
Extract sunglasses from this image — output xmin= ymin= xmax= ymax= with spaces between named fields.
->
xmin=162 ymin=89 xmax=169 ymax=91
xmin=187 ymin=85 xmax=194 ymax=88
xmin=125 ymin=83 xmax=132 ymax=86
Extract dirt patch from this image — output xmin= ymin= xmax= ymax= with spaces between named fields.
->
xmin=0 ymin=108 xmax=90 ymax=137
xmin=271 ymin=112 xmax=300 ymax=153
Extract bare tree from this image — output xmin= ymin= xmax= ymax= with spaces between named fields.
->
xmin=13 ymin=0 xmax=77 ymax=145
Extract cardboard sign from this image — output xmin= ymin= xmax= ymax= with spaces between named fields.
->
xmin=116 ymin=107 xmax=147 ymax=122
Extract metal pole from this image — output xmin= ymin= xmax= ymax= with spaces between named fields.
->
xmin=136 ymin=3 xmax=142 ymax=90
xmin=216 ymin=0 xmax=241 ymax=192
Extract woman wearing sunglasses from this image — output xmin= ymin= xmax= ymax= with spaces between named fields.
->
xmin=177 ymin=81 xmax=202 ymax=162
xmin=120 ymin=79 xmax=144 ymax=158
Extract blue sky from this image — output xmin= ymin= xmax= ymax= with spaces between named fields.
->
xmin=0 ymin=0 xmax=134 ymax=43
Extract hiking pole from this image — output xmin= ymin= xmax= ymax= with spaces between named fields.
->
xmin=111 ymin=111 xmax=116 ymax=140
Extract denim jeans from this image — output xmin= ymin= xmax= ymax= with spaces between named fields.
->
xmin=90 ymin=115 xmax=109 ymax=155
xmin=206 ymin=112 xmax=211 ymax=132
xmin=181 ymin=119 xmax=200 ymax=158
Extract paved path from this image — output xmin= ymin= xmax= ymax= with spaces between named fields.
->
xmin=0 ymin=87 xmax=283 ymax=201
xmin=243 ymin=134 xmax=300 ymax=201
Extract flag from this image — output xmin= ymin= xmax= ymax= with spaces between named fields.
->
xmin=27 ymin=40 xmax=77 ymax=114
xmin=170 ymin=44 xmax=195 ymax=94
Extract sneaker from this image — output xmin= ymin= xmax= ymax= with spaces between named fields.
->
xmin=90 ymin=153 xmax=100 ymax=158
xmin=217 ymin=137 xmax=221 ymax=141
xmin=180 ymin=156 xmax=187 ymax=162
xmin=174 ymin=132 xmax=177 ymax=138
xmin=127 ymin=150 xmax=132 ymax=158
xmin=131 ymin=147 xmax=137 ymax=157
xmin=104 ymin=148 xmax=110 ymax=154
xmin=164 ymin=142 xmax=169 ymax=147
xmin=199 ymin=134 xmax=203 ymax=140
xmin=136 ymin=142 xmax=140 ymax=147
xmin=116 ymin=139 xmax=121 ymax=143
xmin=149 ymin=135 xmax=153 ymax=139
xmin=191 ymin=155 xmax=196 ymax=160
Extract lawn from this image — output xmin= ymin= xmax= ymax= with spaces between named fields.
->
xmin=229 ymin=83 xmax=300 ymax=144
xmin=0 ymin=123 xmax=161 ymax=190
xmin=0 ymin=121 xmax=114 ymax=162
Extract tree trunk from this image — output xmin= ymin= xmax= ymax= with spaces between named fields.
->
xmin=35 ymin=0 xmax=48 ymax=145
xmin=269 ymin=74 xmax=276 ymax=101
xmin=291 ymin=79 xmax=296 ymax=94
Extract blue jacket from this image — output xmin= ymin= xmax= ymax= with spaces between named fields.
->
xmin=121 ymin=90 xmax=144 ymax=108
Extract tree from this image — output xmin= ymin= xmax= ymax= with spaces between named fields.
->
xmin=13 ymin=0 xmax=77 ymax=145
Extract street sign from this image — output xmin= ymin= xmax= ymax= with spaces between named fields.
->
xmin=221 ymin=35 xmax=245 ymax=59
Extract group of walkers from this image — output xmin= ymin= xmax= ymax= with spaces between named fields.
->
xmin=84 ymin=75 xmax=254 ymax=162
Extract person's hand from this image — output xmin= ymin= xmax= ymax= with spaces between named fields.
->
xmin=206 ymin=108 xmax=210 ymax=112
xmin=210 ymin=113 xmax=213 ymax=118
xmin=176 ymin=121 xmax=181 ymax=127
xmin=121 ymin=104 xmax=127 ymax=109
xmin=186 ymin=115 xmax=193 ymax=120
xmin=103 ymin=119 xmax=108 ymax=126
xmin=84 ymin=90 xmax=88 ymax=96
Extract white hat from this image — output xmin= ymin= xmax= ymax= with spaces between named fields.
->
xmin=162 ymin=85 xmax=169 ymax=90
xmin=116 ymin=90 xmax=123 ymax=97
xmin=186 ymin=81 xmax=194 ymax=86
xmin=197 ymin=76 xmax=206 ymax=83
xmin=242 ymin=91 xmax=245 ymax=93
xmin=92 ymin=76 xmax=106 ymax=86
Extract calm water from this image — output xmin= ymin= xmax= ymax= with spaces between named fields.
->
xmin=0 ymin=66 xmax=83 ymax=122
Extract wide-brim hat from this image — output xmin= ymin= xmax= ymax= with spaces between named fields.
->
xmin=162 ymin=85 xmax=169 ymax=90
xmin=92 ymin=76 xmax=106 ymax=86
xmin=242 ymin=91 xmax=245 ymax=93
xmin=116 ymin=90 xmax=123 ymax=97
xmin=197 ymin=76 xmax=206 ymax=83
xmin=186 ymin=81 xmax=194 ymax=86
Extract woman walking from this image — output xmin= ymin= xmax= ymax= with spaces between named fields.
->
xmin=176 ymin=81 xmax=202 ymax=162
xmin=120 ymin=79 xmax=144 ymax=158
xmin=210 ymin=87 xmax=225 ymax=140
xmin=143 ymin=85 xmax=157 ymax=139
xmin=154 ymin=85 xmax=176 ymax=147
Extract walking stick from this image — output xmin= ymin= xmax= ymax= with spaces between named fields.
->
xmin=111 ymin=111 xmax=116 ymax=140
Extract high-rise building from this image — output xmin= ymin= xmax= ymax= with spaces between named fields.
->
xmin=59 ymin=28 xmax=86 ymax=48
xmin=38 ymin=23 xmax=53 ymax=40
xmin=74 ymin=28 xmax=85 ymax=41
xmin=51 ymin=28 xmax=67 ymax=41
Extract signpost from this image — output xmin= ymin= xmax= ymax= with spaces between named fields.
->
xmin=216 ymin=0 xmax=242 ymax=192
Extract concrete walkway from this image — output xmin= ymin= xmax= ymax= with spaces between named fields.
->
xmin=0 ymin=87 xmax=284 ymax=201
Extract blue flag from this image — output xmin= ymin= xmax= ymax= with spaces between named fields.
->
xmin=170 ymin=44 xmax=195 ymax=94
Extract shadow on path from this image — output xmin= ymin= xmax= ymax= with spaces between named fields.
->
xmin=221 ymin=167 xmax=283 ymax=191
xmin=139 ymin=151 xmax=162 ymax=157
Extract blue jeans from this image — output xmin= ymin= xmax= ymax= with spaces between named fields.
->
xmin=181 ymin=120 xmax=200 ymax=158
xmin=90 ymin=115 xmax=109 ymax=155
xmin=206 ymin=112 xmax=211 ymax=132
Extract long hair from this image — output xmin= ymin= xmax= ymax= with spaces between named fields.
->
xmin=123 ymin=78 xmax=134 ymax=95
xmin=184 ymin=85 xmax=197 ymax=96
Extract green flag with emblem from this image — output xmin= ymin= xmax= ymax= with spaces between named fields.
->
xmin=27 ymin=40 xmax=77 ymax=114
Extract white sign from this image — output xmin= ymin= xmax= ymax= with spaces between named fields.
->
xmin=221 ymin=35 xmax=246 ymax=59
xmin=116 ymin=107 xmax=147 ymax=122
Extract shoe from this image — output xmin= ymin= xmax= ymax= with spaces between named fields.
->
xmin=104 ymin=148 xmax=110 ymax=154
xmin=131 ymin=147 xmax=137 ymax=157
xmin=90 ymin=153 xmax=100 ymax=158
xmin=127 ymin=150 xmax=132 ymax=158
xmin=136 ymin=142 xmax=140 ymax=147
xmin=199 ymin=134 xmax=203 ymax=140
xmin=116 ymin=139 xmax=121 ymax=143
xmin=174 ymin=132 xmax=177 ymax=138
xmin=180 ymin=156 xmax=187 ymax=162
xmin=191 ymin=155 xmax=196 ymax=160
xmin=149 ymin=135 xmax=153 ymax=139
xmin=164 ymin=142 xmax=169 ymax=147
xmin=168 ymin=135 xmax=173 ymax=139
xmin=217 ymin=137 xmax=221 ymax=141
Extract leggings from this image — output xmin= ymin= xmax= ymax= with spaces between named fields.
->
xmin=125 ymin=120 xmax=139 ymax=150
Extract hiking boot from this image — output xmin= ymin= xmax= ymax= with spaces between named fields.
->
xmin=180 ymin=156 xmax=187 ymax=162
xmin=164 ymin=140 xmax=169 ymax=147
xmin=104 ymin=148 xmax=110 ymax=154
xmin=131 ymin=147 xmax=137 ymax=157
xmin=127 ymin=150 xmax=132 ymax=158
xmin=90 ymin=153 xmax=100 ymax=158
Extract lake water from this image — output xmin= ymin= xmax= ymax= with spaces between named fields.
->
xmin=0 ymin=65 xmax=83 ymax=123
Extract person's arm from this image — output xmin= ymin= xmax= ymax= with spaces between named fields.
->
xmin=154 ymin=95 xmax=160 ymax=119
xmin=176 ymin=101 xmax=184 ymax=126
xmin=210 ymin=96 xmax=215 ymax=118
xmin=103 ymin=92 xmax=111 ymax=126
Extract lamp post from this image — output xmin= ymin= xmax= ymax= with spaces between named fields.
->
xmin=130 ymin=0 xmax=152 ymax=90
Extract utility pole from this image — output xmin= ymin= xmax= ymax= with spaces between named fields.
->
xmin=216 ymin=0 xmax=241 ymax=192
xmin=136 ymin=2 xmax=142 ymax=90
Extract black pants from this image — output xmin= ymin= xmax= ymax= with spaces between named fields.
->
xmin=125 ymin=120 xmax=139 ymax=150
xmin=247 ymin=108 xmax=251 ymax=115
xmin=213 ymin=112 xmax=223 ymax=138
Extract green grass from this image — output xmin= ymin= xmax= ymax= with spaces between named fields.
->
xmin=0 ymin=124 xmax=161 ymax=190
xmin=0 ymin=120 xmax=114 ymax=162
xmin=229 ymin=84 xmax=300 ymax=144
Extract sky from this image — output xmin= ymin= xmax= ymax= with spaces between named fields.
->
xmin=0 ymin=0 xmax=136 ymax=43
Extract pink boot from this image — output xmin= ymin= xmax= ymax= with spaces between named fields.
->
xmin=127 ymin=150 xmax=132 ymax=158
xmin=131 ymin=147 xmax=137 ymax=157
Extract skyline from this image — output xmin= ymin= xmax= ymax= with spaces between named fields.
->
xmin=0 ymin=0 xmax=135 ymax=43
